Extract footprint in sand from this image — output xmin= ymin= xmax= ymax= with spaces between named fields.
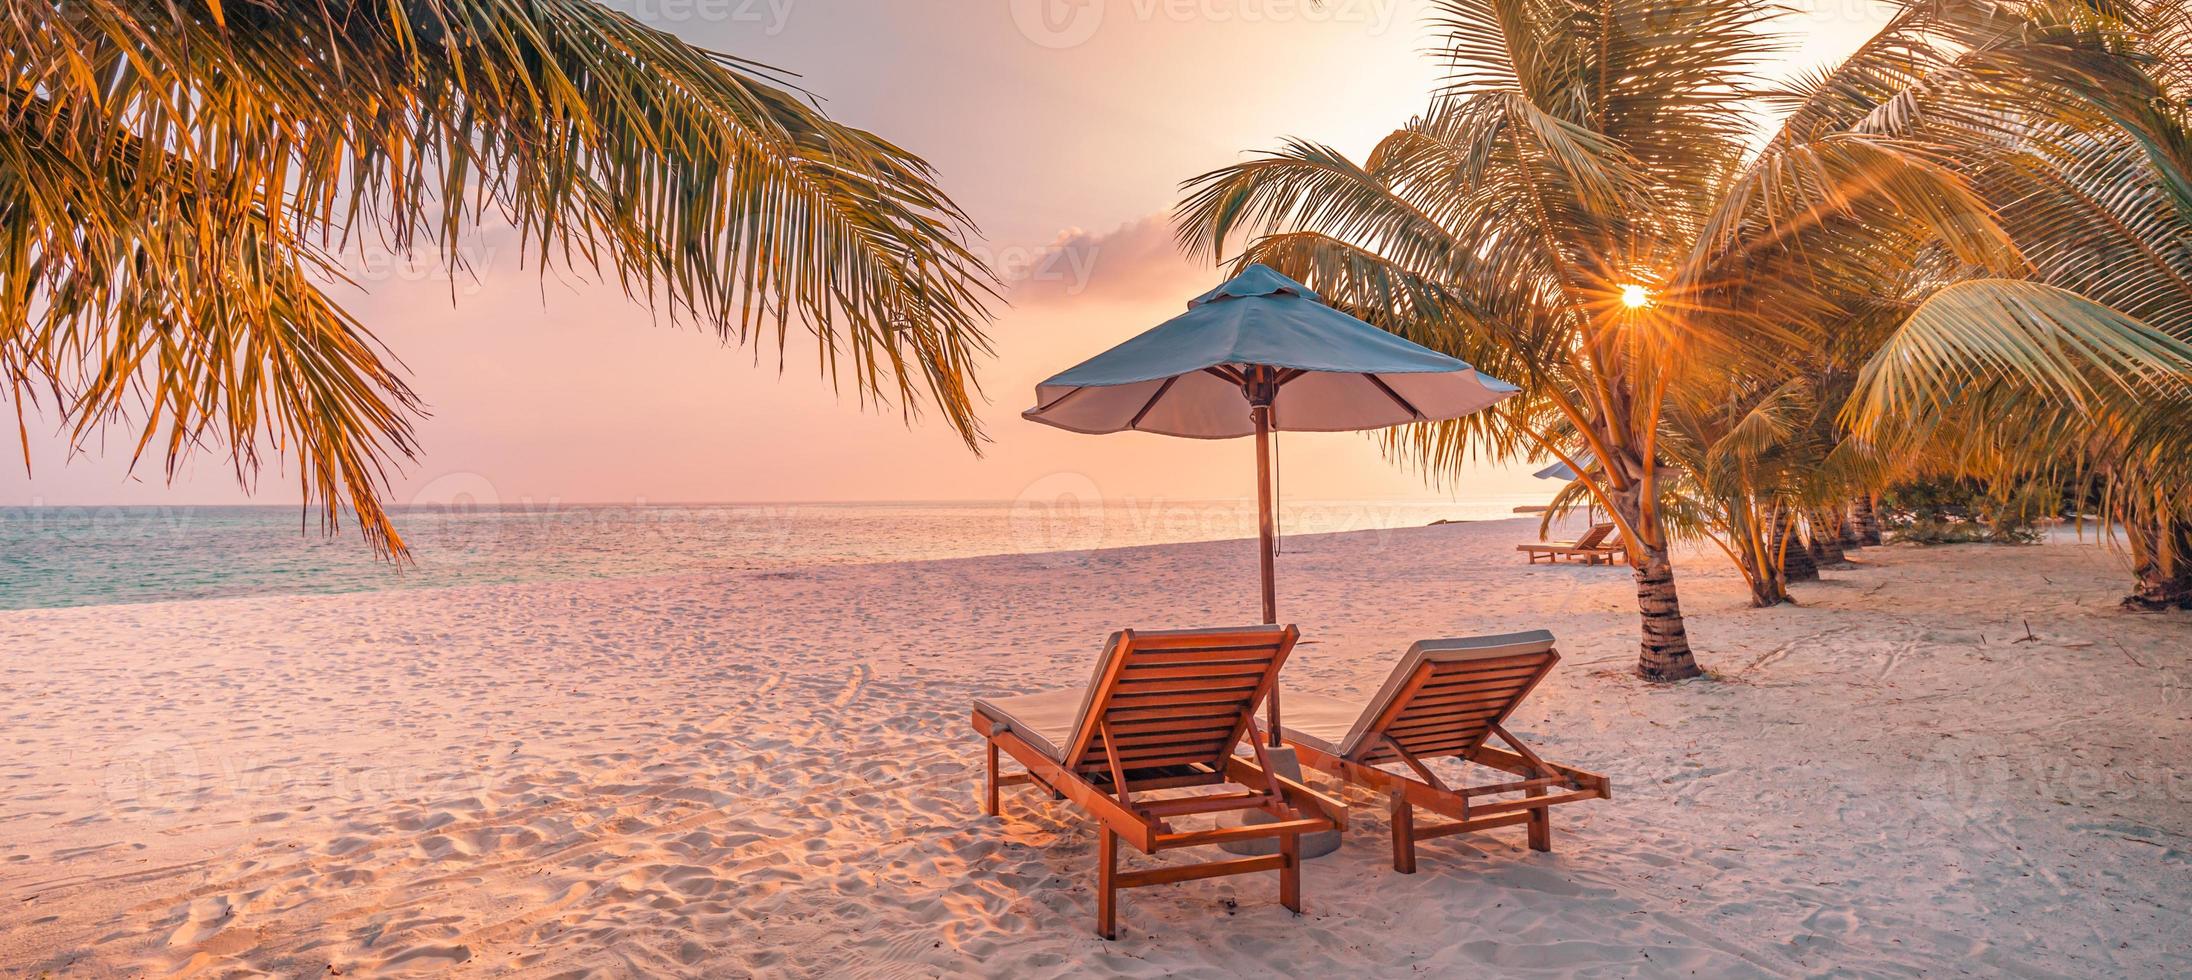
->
xmin=375 ymin=943 xmax=473 ymax=971
xmin=165 ymin=895 xmax=234 ymax=946
xmin=321 ymin=835 xmax=372 ymax=856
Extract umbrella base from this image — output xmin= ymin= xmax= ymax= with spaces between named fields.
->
xmin=1217 ymin=746 xmax=1343 ymax=859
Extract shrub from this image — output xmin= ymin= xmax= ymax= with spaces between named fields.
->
xmin=1894 ymin=517 xmax=2042 ymax=545
xmin=1883 ymin=478 xmax=2052 ymax=545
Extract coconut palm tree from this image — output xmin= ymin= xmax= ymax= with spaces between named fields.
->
xmin=1659 ymin=379 xmax=1829 ymax=606
xmin=3 ymin=0 xmax=996 ymax=555
xmin=1177 ymin=0 xmax=2192 ymax=679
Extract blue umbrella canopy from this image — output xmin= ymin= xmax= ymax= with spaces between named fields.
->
xmin=1023 ymin=265 xmax=1517 ymax=438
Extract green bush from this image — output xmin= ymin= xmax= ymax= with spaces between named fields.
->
xmin=1881 ymin=479 xmax=1985 ymax=527
xmin=1894 ymin=517 xmax=2042 ymax=545
xmin=1883 ymin=478 xmax=2051 ymax=545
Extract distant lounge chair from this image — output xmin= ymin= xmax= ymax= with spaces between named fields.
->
xmin=972 ymin=625 xmax=1347 ymax=939
xmin=1255 ymin=631 xmax=1608 ymax=873
xmin=1517 ymin=522 xmax=1626 ymax=565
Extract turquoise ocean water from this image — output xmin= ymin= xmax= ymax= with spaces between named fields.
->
xmin=0 ymin=497 xmax=1538 ymax=611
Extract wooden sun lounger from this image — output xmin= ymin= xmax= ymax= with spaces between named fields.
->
xmin=1517 ymin=523 xmax=1626 ymax=565
xmin=972 ymin=625 xmax=1347 ymax=939
xmin=1256 ymin=630 xmax=1608 ymax=873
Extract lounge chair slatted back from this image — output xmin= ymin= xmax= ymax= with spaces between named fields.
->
xmin=1365 ymin=651 xmax=1554 ymax=763
xmin=1329 ymin=631 xmax=1559 ymax=762
xmin=1572 ymin=523 xmax=1614 ymax=548
xmin=1066 ymin=628 xmax=1292 ymax=778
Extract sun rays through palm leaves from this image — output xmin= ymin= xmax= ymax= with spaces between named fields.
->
xmin=1178 ymin=0 xmax=2192 ymax=677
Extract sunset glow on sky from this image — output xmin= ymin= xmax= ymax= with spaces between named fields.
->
xmin=3 ymin=0 xmax=1894 ymax=511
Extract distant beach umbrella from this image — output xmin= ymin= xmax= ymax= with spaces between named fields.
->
xmin=1533 ymin=451 xmax=1598 ymax=520
xmin=1532 ymin=460 xmax=1575 ymax=481
xmin=1024 ymin=264 xmax=1518 ymax=744
xmin=1532 ymin=454 xmax=1591 ymax=482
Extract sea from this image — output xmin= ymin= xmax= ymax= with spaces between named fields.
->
xmin=0 ymin=497 xmax=1541 ymax=611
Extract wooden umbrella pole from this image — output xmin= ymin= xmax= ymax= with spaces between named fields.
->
xmin=1252 ymin=395 xmax=1282 ymax=746
xmin=1254 ymin=404 xmax=1278 ymax=625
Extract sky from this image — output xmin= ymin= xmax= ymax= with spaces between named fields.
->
xmin=2 ymin=0 xmax=1895 ymax=511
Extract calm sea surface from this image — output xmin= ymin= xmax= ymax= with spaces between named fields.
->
xmin=0 ymin=498 xmax=1539 ymax=611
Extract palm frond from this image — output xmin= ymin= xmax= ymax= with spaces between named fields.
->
xmin=4 ymin=0 xmax=998 ymax=553
xmin=1846 ymin=278 xmax=2192 ymax=438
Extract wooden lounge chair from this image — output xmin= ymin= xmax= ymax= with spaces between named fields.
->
xmin=972 ymin=625 xmax=1348 ymax=939
xmin=1517 ymin=523 xmax=1626 ymax=565
xmin=1255 ymin=630 xmax=1608 ymax=873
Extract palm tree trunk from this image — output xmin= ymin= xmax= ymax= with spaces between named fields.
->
xmin=1746 ymin=560 xmax=1790 ymax=606
xmin=1634 ymin=546 xmax=1701 ymax=679
xmin=2124 ymin=518 xmax=2192 ymax=610
xmin=1836 ymin=505 xmax=1863 ymax=550
xmin=1776 ymin=510 xmax=1818 ymax=582
xmin=1743 ymin=551 xmax=1790 ymax=606
xmin=1853 ymin=494 xmax=1885 ymax=546
xmin=1737 ymin=504 xmax=1791 ymax=607
xmin=1610 ymin=483 xmax=1702 ymax=680
xmin=1810 ymin=510 xmax=1848 ymax=566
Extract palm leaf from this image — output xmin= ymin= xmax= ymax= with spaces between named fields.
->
xmin=1846 ymin=278 xmax=2192 ymax=437
xmin=4 ymin=0 xmax=998 ymax=554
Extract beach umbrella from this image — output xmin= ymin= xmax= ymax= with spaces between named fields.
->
xmin=1533 ymin=451 xmax=1600 ymax=522
xmin=1024 ymin=264 xmax=1518 ymax=744
xmin=1531 ymin=454 xmax=1590 ymax=482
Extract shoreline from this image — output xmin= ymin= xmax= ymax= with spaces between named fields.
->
xmin=4 ymin=520 xmax=2187 ymax=976
xmin=4 ymin=506 xmax=1543 ymax=613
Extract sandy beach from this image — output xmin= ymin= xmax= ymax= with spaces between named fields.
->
xmin=3 ymin=516 xmax=2188 ymax=977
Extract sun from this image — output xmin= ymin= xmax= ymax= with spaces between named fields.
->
xmin=1620 ymin=284 xmax=1651 ymax=309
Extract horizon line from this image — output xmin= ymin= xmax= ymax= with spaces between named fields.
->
xmin=0 ymin=493 xmax=1550 ymax=511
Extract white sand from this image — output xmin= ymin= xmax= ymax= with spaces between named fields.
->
xmin=3 ymin=518 xmax=2188 ymax=977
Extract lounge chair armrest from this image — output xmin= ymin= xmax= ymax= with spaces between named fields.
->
xmin=1225 ymin=755 xmax=1349 ymax=829
xmin=1469 ymin=744 xmax=1611 ymax=797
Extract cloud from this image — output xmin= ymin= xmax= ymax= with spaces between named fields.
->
xmin=996 ymin=214 xmax=1219 ymax=307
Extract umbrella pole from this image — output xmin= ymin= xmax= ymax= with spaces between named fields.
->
xmin=1253 ymin=402 xmax=1282 ymax=746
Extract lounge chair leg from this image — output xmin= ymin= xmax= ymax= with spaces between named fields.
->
xmin=1389 ymin=794 xmax=1417 ymax=874
xmin=1279 ymin=830 xmax=1302 ymax=914
xmin=983 ymin=740 xmax=1000 ymax=816
xmin=1097 ymin=826 xmax=1118 ymax=940
xmin=1526 ymin=787 xmax=1552 ymax=852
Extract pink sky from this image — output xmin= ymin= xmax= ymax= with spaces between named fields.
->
xmin=2 ymin=1 xmax=1893 ymax=510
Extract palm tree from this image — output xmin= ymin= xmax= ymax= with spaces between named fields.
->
xmin=1827 ymin=0 xmax=2192 ymax=608
xmin=3 ymin=0 xmax=996 ymax=555
xmin=1655 ymin=378 xmax=1833 ymax=607
xmin=1177 ymin=0 xmax=2192 ymax=679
